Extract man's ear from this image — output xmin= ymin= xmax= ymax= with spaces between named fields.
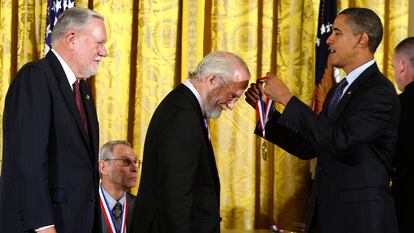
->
xmin=399 ymin=58 xmax=406 ymax=74
xmin=64 ymin=31 xmax=77 ymax=50
xmin=99 ymin=160 xmax=107 ymax=176
xmin=206 ymin=74 xmax=218 ymax=87
xmin=358 ymin=32 xmax=369 ymax=48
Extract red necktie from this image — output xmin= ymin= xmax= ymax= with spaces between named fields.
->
xmin=73 ymin=80 xmax=88 ymax=133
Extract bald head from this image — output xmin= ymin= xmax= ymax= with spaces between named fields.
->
xmin=393 ymin=37 xmax=414 ymax=91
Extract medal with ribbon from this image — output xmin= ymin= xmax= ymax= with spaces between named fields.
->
xmin=99 ymin=184 xmax=128 ymax=233
xmin=256 ymin=78 xmax=274 ymax=138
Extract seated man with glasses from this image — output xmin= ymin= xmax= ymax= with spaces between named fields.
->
xmin=98 ymin=140 xmax=140 ymax=233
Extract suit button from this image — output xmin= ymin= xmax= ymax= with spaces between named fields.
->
xmin=317 ymin=166 xmax=323 ymax=172
xmin=90 ymin=196 xmax=96 ymax=202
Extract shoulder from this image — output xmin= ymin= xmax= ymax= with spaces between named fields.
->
xmin=5 ymin=61 xmax=53 ymax=99
xmin=151 ymin=85 xmax=202 ymax=124
xmin=356 ymin=65 xmax=396 ymax=96
xmin=161 ymin=84 xmax=197 ymax=107
xmin=12 ymin=56 xmax=56 ymax=85
xmin=363 ymin=64 xmax=394 ymax=87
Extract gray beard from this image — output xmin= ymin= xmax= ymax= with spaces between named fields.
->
xmin=204 ymin=88 xmax=223 ymax=119
xmin=205 ymin=108 xmax=222 ymax=119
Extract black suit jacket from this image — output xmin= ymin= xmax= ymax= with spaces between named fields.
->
xmin=0 ymin=51 xmax=100 ymax=233
xmin=101 ymin=193 xmax=136 ymax=233
xmin=260 ymin=63 xmax=400 ymax=233
xmin=391 ymin=81 xmax=414 ymax=233
xmin=130 ymin=84 xmax=221 ymax=233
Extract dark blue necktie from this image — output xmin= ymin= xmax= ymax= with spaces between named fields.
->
xmin=327 ymin=78 xmax=348 ymax=118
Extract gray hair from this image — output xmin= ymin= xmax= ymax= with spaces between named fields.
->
xmin=188 ymin=51 xmax=251 ymax=83
xmin=339 ymin=8 xmax=383 ymax=53
xmin=99 ymin=140 xmax=131 ymax=161
xmin=50 ymin=7 xmax=104 ymax=45
xmin=394 ymin=37 xmax=414 ymax=68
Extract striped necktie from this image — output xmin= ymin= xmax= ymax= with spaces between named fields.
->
xmin=112 ymin=202 xmax=122 ymax=232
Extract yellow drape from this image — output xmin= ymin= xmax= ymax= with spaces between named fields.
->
xmin=0 ymin=0 xmax=409 ymax=231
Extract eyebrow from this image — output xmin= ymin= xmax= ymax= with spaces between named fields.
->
xmin=118 ymin=155 xmax=138 ymax=160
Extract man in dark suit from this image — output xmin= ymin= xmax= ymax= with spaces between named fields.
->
xmin=245 ymin=8 xmax=400 ymax=233
xmin=391 ymin=37 xmax=414 ymax=233
xmin=98 ymin=140 xmax=138 ymax=233
xmin=130 ymin=51 xmax=250 ymax=233
xmin=0 ymin=7 xmax=107 ymax=233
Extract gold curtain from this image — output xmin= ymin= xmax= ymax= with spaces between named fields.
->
xmin=0 ymin=0 xmax=409 ymax=231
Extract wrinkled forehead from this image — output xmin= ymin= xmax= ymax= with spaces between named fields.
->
xmin=112 ymin=144 xmax=137 ymax=158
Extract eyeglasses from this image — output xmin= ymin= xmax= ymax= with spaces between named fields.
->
xmin=217 ymin=76 xmax=240 ymax=102
xmin=105 ymin=157 xmax=141 ymax=168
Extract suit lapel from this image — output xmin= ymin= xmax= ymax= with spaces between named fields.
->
xmin=180 ymin=84 xmax=211 ymax=143
xmin=45 ymin=52 xmax=94 ymax=160
xmin=79 ymin=80 xmax=99 ymax=159
xmin=101 ymin=213 xmax=109 ymax=233
xmin=329 ymin=63 xmax=379 ymax=120
xmin=126 ymin=194 xmax=135 ymax=230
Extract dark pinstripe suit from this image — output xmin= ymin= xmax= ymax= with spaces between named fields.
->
xmin=0 ymin=51 xmax=100 ymax=233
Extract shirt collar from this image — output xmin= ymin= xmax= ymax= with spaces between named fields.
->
xmin=51 ymin=49 xmax=77 ymax=90
xmin=183 ymin=79 xmax=205 ymax=116
xmin=101 ymin=185 xmax=126 ymax=210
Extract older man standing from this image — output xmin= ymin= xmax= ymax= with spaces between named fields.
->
xmin=0 ymin=7 xmax=107 ymax=233
xmin=130 ymin=51 xmax=250 ymax=233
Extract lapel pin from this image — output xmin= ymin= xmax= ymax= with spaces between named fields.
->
xmin=86 ymin=94 xmax=90 ymax=100
xmin=347 ymin=91 xmax=352 ymax=95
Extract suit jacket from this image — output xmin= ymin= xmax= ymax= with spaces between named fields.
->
xmin=101 ymin=193 xmax=136 ymax=233
xmin=130 ymin=84 xmax=221 ymax=233
xmin=260 ymin=63 xmax=400 ymax=233
xmin=391 ymin=81 xmax=414 ymax=233
xmin=0 ymin=51 xmax=100 ymax=233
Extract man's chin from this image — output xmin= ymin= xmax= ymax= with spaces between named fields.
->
xmin=84 ymin=72 xmax=96 ymax=79
xmin=83 ymin=68 xmax=98 ymax=79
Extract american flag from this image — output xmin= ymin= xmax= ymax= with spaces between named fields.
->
xmin=44 ymin=0 xmax=75 ymax=55
xmin=311 ymin=0 xmax=336 ymax=114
